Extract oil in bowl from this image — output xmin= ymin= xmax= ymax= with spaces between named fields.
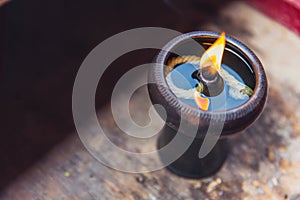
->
xmin=166 ymin=59 xmax=253 ymax=111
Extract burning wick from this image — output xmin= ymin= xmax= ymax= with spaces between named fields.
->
xmin=200 ymin=32 xmax=226 ymax=71
xmin=194 ymin=32 xmax=226 ymax=110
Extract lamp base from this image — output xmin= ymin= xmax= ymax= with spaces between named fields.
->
xmin=157 ymin=125 xmax=229 ymax=179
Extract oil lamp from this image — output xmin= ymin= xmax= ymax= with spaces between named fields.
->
xmin=148 ymin=31 xmax=268 ymax=178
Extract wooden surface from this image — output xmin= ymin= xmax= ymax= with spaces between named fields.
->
xmin=1 ymin=1 xmax=300 ymax=200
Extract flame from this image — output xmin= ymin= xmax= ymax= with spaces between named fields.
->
xmin=200 ymin=32 xmax=226 ymax=71
xmin=194 ymin=91 xmax=210 ymax=111
xmin=194 ymin=32 xmax=226 ymax=110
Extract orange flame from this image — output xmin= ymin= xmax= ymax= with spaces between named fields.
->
xmin=200 ymin=32 xmax=226 ymax=71
xmin=194 ymin=91 xmax=210 ymax=111
xmin=194 ymin=32 xmax=226 ymax=111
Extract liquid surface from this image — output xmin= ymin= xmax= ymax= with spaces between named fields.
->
xmin=166 ymin=63 xmax=250 ymax=111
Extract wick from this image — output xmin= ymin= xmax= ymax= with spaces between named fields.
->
xmin=201 ymin=66 xmax=218 ymax=82
xmin=192 ymin=66 xmax=224 ymax=97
